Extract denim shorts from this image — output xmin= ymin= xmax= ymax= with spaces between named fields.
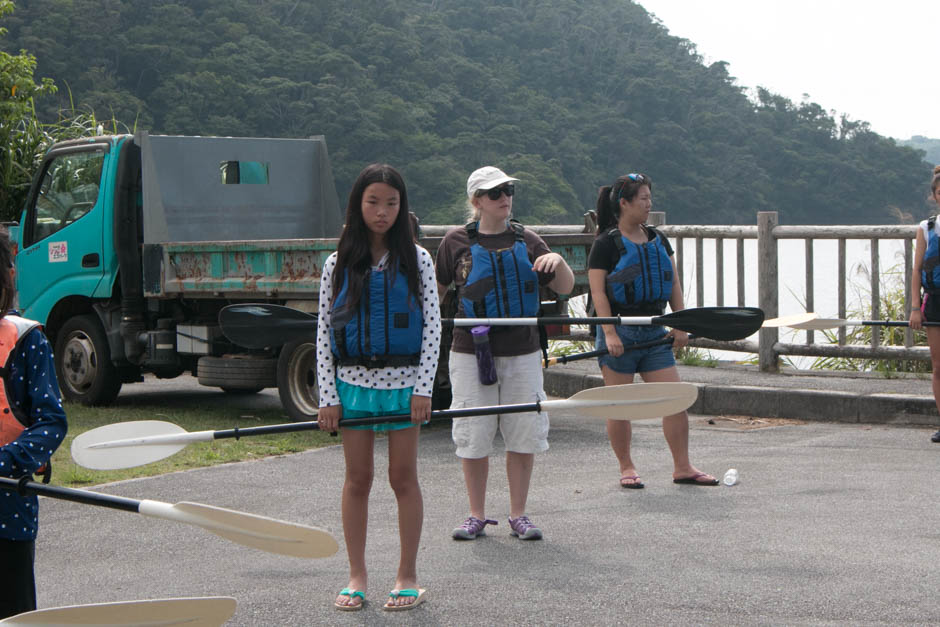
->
xmin=924 ymin=293 xmax=940 ymax=323
xmin=595 ymin=324 xmax=676 ymax=375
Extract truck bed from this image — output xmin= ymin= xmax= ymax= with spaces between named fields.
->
xmin=143 ymin=227 xmax=594 ymax=299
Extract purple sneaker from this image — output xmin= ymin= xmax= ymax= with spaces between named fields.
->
xmin=508 ymin=515 xmax=542 ymax=540
xmin=452 ymin=516 xmax=497 ymax=540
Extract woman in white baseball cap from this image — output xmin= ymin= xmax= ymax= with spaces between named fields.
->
xmin=435 ymin=166 xmax=574 ymax=542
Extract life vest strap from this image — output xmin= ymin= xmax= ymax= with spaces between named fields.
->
xmin=336 ymin=354 xmax=421 ymax=368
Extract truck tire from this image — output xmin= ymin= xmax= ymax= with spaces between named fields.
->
xmin=55 ymin=314 xmax=123 ymax=406
xmin=276 ymin=335 xmax=318 ymax=422
xmin=197 ymin=355 xmax=276 ymax=389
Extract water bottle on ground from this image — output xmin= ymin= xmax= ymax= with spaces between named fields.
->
xmin=722 ymin=468 xmax=739 ymax=486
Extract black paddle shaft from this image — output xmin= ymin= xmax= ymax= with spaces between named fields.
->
xmin=211 ymin=400 xmax=548 ymax=439
xmin=863 ymin=320 xmax=940 ymax=327
xmin=0 ymin=476 xmax=141 ymax=513
xmin=219 ymin=303 xmax=764 ymax=349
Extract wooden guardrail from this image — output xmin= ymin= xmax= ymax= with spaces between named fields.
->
xmin=422 ymin=212 xmax=926 ymax=373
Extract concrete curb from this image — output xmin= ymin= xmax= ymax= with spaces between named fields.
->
xmin=542 ymin=369 xmax=939 ymax=426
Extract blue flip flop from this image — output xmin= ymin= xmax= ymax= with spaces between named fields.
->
xmin=383 ymin=588 xmax=427 ymax=611
xmin=335 ymin=588 xmax=365 ymax=611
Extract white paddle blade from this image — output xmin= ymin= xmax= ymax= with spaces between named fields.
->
xmin=785 ymin=317 xmax=849 ymax=330
xmin=0 ymin=597 xmax=237 ymax=626
xmin=138 ymin=500 xmax=339 ymax=559
xmin=71 ymin=421 xmax=191 ymax=470
xmin=543 ymin=382 xmax=699 ymax=420
xmin=762 ymin=312 xmax=819 ymax=327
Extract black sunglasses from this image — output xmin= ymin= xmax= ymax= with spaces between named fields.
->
xmin=477 ymin=184 xmax=515 ymax=201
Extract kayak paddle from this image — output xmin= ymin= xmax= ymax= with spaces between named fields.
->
xmin=0 ymin=476 xmax=338 ymax=559
xmin=782 ymin=317 xmax=940 ymax=331
xmin=218 ymin=303 xmax=764 ymax=348
xmin=71 ymin=382 xmax=699 ymax=470
xmin=0 ymin=597 xmax=237 ymax=626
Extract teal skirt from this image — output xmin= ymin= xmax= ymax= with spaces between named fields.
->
xmin=336 ymin=379 xmax=418 ymax=432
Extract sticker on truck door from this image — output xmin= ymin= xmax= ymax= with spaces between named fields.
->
xmin=48 ymin=241 xmax=68 ymax=262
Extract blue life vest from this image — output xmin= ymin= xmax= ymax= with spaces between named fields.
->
xmin=458 ymin=220 xmax=541 ymax=319
xmin=329 ymin=263 xmax=423 ymax=368
xmin=605 ymin=226 xmax=673 ymax=314
xmin=922 ymin=216 xmax=940 ymax=293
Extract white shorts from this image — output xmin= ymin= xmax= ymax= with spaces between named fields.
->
xmin=449 ymin=350 xmax=550 ymax=458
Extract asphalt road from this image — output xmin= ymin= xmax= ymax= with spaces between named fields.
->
xmin=29 ymin=376 xmax=940 ymax=625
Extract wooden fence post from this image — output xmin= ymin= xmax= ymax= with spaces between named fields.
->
xmin=758 ymin=212 xmax=779 ymax=372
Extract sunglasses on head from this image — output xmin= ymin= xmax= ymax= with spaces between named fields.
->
xmin=477 ymin=183 xmax=515 ymax=200
xmin=627 ymin=173 xmax=645 ymax=182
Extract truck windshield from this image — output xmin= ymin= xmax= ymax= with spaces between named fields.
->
xmin=29 ymin=149 xmax=105 ymax=245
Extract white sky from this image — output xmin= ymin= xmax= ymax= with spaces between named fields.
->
xmin=636 ymin=0 xmax=939 ymax=140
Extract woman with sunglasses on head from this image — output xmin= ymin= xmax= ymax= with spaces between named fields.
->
xmin=317 ymin=164 xmax=440 ymax=611
xmin=909 ymin=165 xmax=940 ymax=443
xmin=588 ymin=173 xmax=718 ymax=489
xmin=436 ymin=166 xmax=574 ymax=542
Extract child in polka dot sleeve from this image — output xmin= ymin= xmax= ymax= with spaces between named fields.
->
xmin=316 ymin=164 xmax=440 ymax=612
xmin=0 ymin=228 xmax=67 ymax=619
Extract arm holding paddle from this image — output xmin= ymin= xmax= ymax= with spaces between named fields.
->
xmin=588 ymin=268 xmax=624 ymax=357
xmin=910 ymin=226 xmax=926 ymax=330
xmin=409 ymin=251 xmax=441 ymax=424
xmin=315 ymin=253 xmax=342 ymax=432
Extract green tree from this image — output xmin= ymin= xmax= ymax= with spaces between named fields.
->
xmin=0 ymin=0 xmax=56 ymax=221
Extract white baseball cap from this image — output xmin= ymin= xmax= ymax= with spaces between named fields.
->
xmin=466 ymin=166 xmax=519 ymax=198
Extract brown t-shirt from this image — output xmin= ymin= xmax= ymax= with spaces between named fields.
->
xmin=436 ymin=225 xmax=555 ymax=355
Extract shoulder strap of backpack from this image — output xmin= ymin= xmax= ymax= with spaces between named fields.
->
xmin=464 ymin=221 xmax=479 ymax=243
xmin=508 ymin=219 xmax=526 ymax=242
xmin=607 ymin=227 xmax=626 ymax=255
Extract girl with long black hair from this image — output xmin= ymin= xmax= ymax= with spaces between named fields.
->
xmin=316 ymin=164 xmax=440 ymax=611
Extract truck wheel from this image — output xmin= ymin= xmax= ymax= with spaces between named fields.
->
xmin=276 ymin=335 xmax=318 ymax=422
xmin=197 ymin=355 xmax=276 ymax=389
xmin=55 ymin=314 xmax=122 ymax=406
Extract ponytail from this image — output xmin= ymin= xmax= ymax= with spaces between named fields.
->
xmin=595 ymin=185 xmax=617 ymax=234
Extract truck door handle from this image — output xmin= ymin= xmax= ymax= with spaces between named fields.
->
xmin=81 ymin=253 xmax=100 ymax=268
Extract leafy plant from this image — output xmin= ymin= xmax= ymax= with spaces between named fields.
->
xmin=810 ymin=261 xmax=929 ymax=374
xmin=675 ymin=344 xmax=718 ymax=368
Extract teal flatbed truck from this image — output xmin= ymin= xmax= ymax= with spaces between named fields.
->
xmin=15 ymin=132 xmax=594 ymax=420
xmin=15 ymin=132 xmax=344 ymax=419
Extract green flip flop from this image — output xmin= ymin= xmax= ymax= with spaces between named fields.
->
xmin=383 ymin=588 xmax=428 ymax=611
xmin=335 ymin=588 xmax=365 ymax=611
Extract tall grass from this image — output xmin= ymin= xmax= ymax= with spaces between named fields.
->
xmin=1 ymin=96 xmax=133 ymax=221
xmin=810 ymin=262 xmax=929 ymax=375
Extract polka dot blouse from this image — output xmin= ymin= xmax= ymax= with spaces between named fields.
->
xmin=317 ymin=247 xmax=441 ymax=407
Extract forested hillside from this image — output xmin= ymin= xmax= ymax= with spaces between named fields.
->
xmin=1 ymin=0 xmax=933 ymax=224
xmin=900 ymin=136 xmax=940 ymax=168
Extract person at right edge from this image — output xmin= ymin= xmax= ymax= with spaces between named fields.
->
xmin=436 ymin=166 xmax=574 ymax=542
xmin=588 ymin=172 xmax=718 ymax=488
xmin=909 ymin=165 xmax=940 ymax=443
